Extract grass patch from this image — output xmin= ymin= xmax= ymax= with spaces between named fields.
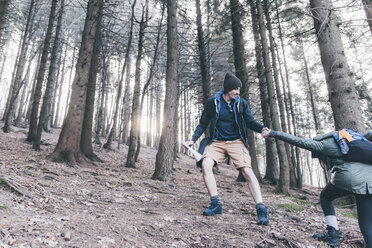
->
xmin=334 ymin=196 xmax=355 ymax=209
xmin=292 ymin=198 xmax=311 ymax=206
xmin=341 ymin=212 xmax=357 ymax=219
xmin=0 ymin=178 xmax=8 ymax=185
xmin=0 ymin=205 xmax=8 ymax=209
xmin=277 ymin=203 xmax=303 ymax=212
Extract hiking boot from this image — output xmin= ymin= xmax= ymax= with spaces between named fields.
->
xmin=203 ymin=202 xmax=222 ymax=216
xmin=313 ymin=225 xmax=342 ymax=247
xmin=256 ymin=203 xmax=269 ymax=225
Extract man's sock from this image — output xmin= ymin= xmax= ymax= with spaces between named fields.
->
xmin=325 ymin=215 xmax=339 ymax=230
xmin=210 ymin=195 xmax=220 ymax=204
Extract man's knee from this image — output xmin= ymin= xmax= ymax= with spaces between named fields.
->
xmin=202 ymin=157 xmax=214 ymax=172
xmin=241 ymin=167 xmax=254 ymax=179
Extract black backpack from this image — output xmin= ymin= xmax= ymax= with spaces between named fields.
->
xmin=333 ymin=129 xmax=372 ymax=165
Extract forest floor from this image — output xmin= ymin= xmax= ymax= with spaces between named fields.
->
xmin=0 ymin=122 xmax=366 ymax=248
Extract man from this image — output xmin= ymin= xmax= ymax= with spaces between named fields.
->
xmin=186 ymin=72 xmax=270 ymax=225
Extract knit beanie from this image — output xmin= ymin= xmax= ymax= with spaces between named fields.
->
xmin=224 ymin=72 xmax=242 ymax=92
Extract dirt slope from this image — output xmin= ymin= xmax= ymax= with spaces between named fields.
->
xmin=0 ymin=125 xmax=365 ymax=247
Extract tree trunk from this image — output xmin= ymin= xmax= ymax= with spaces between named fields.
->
xmin=2 ymin=0 xmax=35 ymax=133
xmin=152 ymin=0 xmax=178 ymax=182
xmin=126 ymin=4 xmax=147 ymax=168
xmin=263 ymin=0 xmax=296 ymax=187
xmin=135 ymin=1 xmax=164 ymax=161
xmin=0 ymin=0 xmax=11 ymax=42
xmin=248 ymin=0 xmax=278 ymax=183
xmin=104 ymin=0 xmax=136 ymax=150
xmin=50 ymin=0 xmax=103 ymax=166
xmin=310 ymin=0 xmax=365 ymax=133
xmin=80 ymin=0 xmax=104 ymax=162
xmin=53 ymin=41 xmax=68 ymax=127
xmin=195 ymin=0 xmax=211 ymax=105
xmin=273 ymin=0 xmax=302 ymax=188
xmin=120 ymin=56 xmax=132 ymax=144
xmin=15 ymin=43 xmax=37 ymax=126
xmin=146 ymin=80 xmax=154 ymax=147
xmin=256 ymin=0 xmax=290 ymax=194
xmin=26 ymin=0 xmax=58 ymax=141
xmin=230 ymin=0 xmax=262 ymax=183
xmin=362 ymin=0 xmax=372 ymax=35
xmin=34 ymin=0 xmax=65 ymax=150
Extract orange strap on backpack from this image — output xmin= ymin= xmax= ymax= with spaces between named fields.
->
xmin=339 ymin=129 xmax=354 ymax=142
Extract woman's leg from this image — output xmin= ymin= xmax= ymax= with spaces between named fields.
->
xmin=355 ymin=194 xmax=372 ymax=248
xmin=320 ymin=183 xmax=350 ymax=216
xmin=314 ymin=183 xmax=350 ymax=246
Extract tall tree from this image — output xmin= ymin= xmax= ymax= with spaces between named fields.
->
xmin=310 ymin=0 xmax=366 ymax=133
xmin=126 ymin=2 xmax=148 ymax=168
xmin=229 ymin=0 xmax=262 ymax=183
xmin=2 ymin=0 xmax=35 ymax=133
xmin=104 ymin=0 xmax=136 ymax=149
xmin=0 ymin=0 xmax=11 ymax=43
xmin=135 ymin=1 xmax=165 ymax=162
xmin=34 ymin=0 xmax=65 ymax=150
xmin=27 ymin=0 xmax=58 ymax=142
xmin=273 ymin=0 xmax=301 ymax=187
xmin=152 ymin=0 xmax=178 ymax=181
xmin=50 ymin=0 xmax=104 ymax=165
xmin=256 ymin=0 xmax=290 ymax=194
xmin=248 ymin=0 xmax=279 ymax=183
xmin=80 ymin=0 xmax=104 ymax=161
xmin=195 ymin=0 xmax=211 ymax=105
xmin=262 ymin=0 xmax=296 ymax=187
xmin=362 ymin=0 xmax=372 ymax=35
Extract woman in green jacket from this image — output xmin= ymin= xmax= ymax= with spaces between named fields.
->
xmin=264 ymin=129 xmax=372 ymax=248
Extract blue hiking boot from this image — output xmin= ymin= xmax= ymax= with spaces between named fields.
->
xmin=313 ymin=225 xmax=342 ymax=247
xmin=203 ymin=201 xmax=222 ymax=216
xmin=256 ymin=203 xmax=269 ymax=225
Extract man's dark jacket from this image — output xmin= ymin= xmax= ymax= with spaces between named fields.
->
xmin=191 ymin=90 xmax=263 ymax=150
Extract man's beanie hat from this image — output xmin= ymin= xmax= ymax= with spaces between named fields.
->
xmin=224 ymin=72 xmax=242 ymax=92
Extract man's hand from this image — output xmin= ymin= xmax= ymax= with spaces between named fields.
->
xmin=183 ymin=140 xmax=194 ymax=148
xmin=261 ymin=127 xmax=271 ymax=139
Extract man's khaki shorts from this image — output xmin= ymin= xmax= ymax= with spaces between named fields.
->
xmin=203 ymin=139 xmax=251 ymax=169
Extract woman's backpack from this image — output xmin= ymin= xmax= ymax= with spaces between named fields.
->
xmin=333 ymin=129 xmax=372 ymax=165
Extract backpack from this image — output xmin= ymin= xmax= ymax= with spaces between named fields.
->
xmin=333 ymin=129 xmax=372 ymax=165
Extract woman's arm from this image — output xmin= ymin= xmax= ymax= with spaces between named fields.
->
xmin=270 ymin=131 xmax=325 ymax=153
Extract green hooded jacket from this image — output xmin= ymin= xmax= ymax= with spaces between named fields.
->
xmin=272 ymin=131 xmax=372 ymax=195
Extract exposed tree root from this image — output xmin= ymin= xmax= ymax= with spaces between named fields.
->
xmin=0 ymin=177 xmax=24 ymax=196
xmin=49 ymin=149 xmax=102 ymax=167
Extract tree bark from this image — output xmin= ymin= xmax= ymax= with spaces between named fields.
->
xmin=230 ymin=0 xmax=262 ymax=183
xmin=2 ymin=0 xmax=35 ymax=133
xmin=34 ymin=0 xmax=65 ymax=150
xmin=195 ymin=0 xmax=211 ymax=105
xmin=80 ymin=0 xmax=104 ymax=161
xmin=263 ymin=0 xmax=296 ymax=187
xmin=104 ymin=0 xmax=136 ymax=149
xmin=256 ymin=0 xmax=290 ymax=194
xmin=310 ymin=0 xmax=365 ymax=133
xmin=135 ymin=1 xmax=165 ymax=161
xmin=50 ymin=0 xmax=103 ymax=166
xmin=0 ymin=0 xmax=11 ymax=43
xmin=274 ymin=0 xmax=302 ymax=188
xmin=27 ymin=0 xmax=58 ymax=141
xmin=126 ymin=4 xmax=147 ymax=168
xmin=53 ymin=41 xmax=68 ymax=127
xmin=152 ymin=0 xmax=178 ymax=182
xmin=362 ymin=0 xmax=372 ymax=35
xmin=248 ymin=0 xmax=279 ymax=183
